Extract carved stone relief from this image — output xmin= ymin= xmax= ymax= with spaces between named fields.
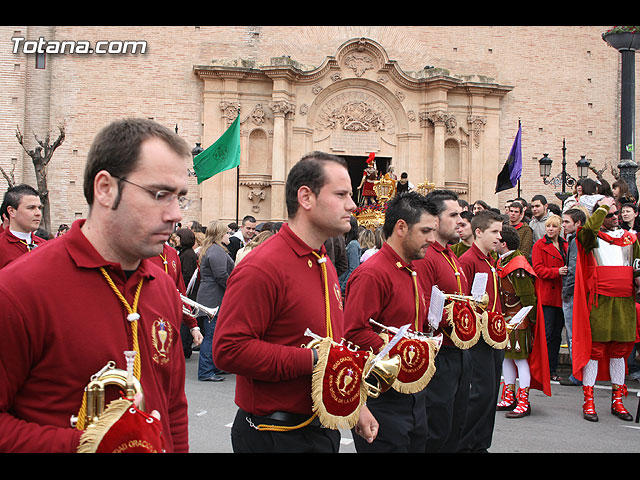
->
xmin=315 ymin=91 xmax=395 ymax=135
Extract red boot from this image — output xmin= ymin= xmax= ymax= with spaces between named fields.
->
xmin=496 ymin=383 xmax=516 ymax=411
xmin=611 ymin=384 xmax=633 ymax=421
xmin=582 ymin=386 xmax=598 ymax=422
xmin=506 ymin=387 xmax=531 ymax=418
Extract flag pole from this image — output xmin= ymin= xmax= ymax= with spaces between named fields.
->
xmin=236 ymin=166 xmax=239 ymax=225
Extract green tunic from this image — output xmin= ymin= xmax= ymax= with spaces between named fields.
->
xmin=577 ymin=205 xmax=639 ymax=343
xmin=450 ymin=241 xmax=470 ymax=258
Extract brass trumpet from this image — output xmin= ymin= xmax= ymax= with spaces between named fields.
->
xmin=444 ymin=292 xmax=490 ymax=311
xmin=304 ymin=328 xmax=401 ymax=399
xmin=180 ymin=294 xmax=219 ymax=319
xmin=71 ymin=351 xmax=143 ymax=429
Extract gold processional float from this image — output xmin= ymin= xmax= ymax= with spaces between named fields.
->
xmin=353 ymin=173 xmax=436 ymax=229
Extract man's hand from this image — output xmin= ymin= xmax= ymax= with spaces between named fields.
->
xmin=354 ymin=405 xmax=378 ymax=443
xmin=134 ymin=393 xmax=160 ymax=421
xmin=191 ymin=328 xmax=203 ymax=347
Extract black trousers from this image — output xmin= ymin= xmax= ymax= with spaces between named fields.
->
xmin=543 ymin=305 xmax=565 ymax=376
xmin=230 ymin=409 xmax=341 ymax=453
xmin=423 ymin=346 xmax=471 ymax=453
xmin=352 ymin=388 xmax=427 ymax=453
xmin=459 ymin=338 xmax=504 ymax=453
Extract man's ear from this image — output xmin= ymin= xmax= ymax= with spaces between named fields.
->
xmin=297 ymin=185 xmax=315 ymax=213
xmin=394 ymin=218 xmax=409 ymax=238
xmin=93 ymin=170 xmax=119 ymax=209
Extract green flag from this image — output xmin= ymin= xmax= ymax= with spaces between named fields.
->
xmin=193 ymin=115 xmax=241 ymax=184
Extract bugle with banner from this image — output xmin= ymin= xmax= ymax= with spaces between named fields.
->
xmin=304 ymin=328 xmax=402 ymax=430
xmin=370 ymin=319 xmax=442 ymax=394
xmin=74 ymin=351 xmax=164 ymax=453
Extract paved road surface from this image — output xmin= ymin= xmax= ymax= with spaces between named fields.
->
xmin=184 ymin=354 xmax=640 ymax=453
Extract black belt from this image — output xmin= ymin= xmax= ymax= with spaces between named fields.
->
xmin=241 ymin=409 xmax=322 ymax=429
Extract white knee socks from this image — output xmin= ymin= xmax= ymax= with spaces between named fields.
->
xmin=502 ymin=358 xmax=531 ymax=388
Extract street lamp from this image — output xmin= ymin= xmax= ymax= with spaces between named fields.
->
xmin=539 ymin=139 xmax=590 ymax=202
xmin=576 ymin=155 xmax=591 ymax=179
xmin=189 ymin=143 xmax=203 ymax=177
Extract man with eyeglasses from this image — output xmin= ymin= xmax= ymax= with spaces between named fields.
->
xmin=0 ymin=184 xmax=45 ymax=269
xmin=572 ymin=196 xmax=640 ymax=423
xmin=0 ymin=118 xmax=191 ymax=453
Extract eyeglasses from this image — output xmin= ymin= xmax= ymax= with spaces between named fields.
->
xmin=114 ymin=176 xmax=192 ymax=210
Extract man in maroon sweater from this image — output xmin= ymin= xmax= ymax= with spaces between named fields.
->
xmin=0 ymin=118 xmax=191 ymax=453
xmin=413 ymin=189 xmax=472 ymax=453
xmin=0 ymin=184 xmax=46 ymax=269
xmin=458 ymin=209 xmax=505 ymax=453
xmin=344 ymin=191 xmax=437 ymax=452
xmin=213 ymin=151 xmax=377 ymax=453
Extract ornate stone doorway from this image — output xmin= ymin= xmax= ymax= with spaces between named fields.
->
xmin=194 ymin=37 xmax=512 ymax=224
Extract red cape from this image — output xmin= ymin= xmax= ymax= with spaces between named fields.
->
xmin=530 ymin=281 xmax=552 ymax=396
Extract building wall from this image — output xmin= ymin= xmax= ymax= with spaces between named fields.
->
xmin=1 ymin=26 xmax=637 ymax=231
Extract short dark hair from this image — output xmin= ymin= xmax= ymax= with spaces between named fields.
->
xmin=241 ymin=215 xmax=256 ymax=225
xmin=499 ymin=225 xmax=520 ymax=251
xmin=423 ymin=189 xmax=459 ymax=217
xmin=531 ymin=194 xmax=547 ymax=205
xmin=471 ymin=209 xmax=503 ymax=237
xmin=621 ymin=202 xmax=638 ymax=213
xmin=285 ymin=151 xmax=348 ymax=218
xmin=508 ymin=201 xmax=524 ymax=213
xmin=460 ymin=210 xmax=474 ymax=223
xmin=83 ymin=118 xmax=190 ymax=207
xmin=382 ymin=191 xmax=435 ymax=240
xmin=1 ymin=184 xmax=40 ymax=218
xmin=563 ymin=208 xmax=587 ymax=226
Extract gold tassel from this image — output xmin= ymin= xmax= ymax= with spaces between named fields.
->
xmin=76 ymin=398 xmax=133 ymax=453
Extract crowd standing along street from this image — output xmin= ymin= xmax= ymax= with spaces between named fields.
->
xmin=1 ymin=118 xmax=639 ymax=453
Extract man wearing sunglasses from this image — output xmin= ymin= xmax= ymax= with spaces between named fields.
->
xmin=572 ymin=196 xmax=640 ymax=423
xmin=0 ymin=118 xmax=191 ymax=452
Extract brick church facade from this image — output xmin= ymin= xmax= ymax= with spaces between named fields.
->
xmin=1 ymin=26 xmax=636 ymax=230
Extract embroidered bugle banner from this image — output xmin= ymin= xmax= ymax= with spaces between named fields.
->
xmin=444 ymin=300 xmax=481 ymax=349
xmin=77 ymin=398 xmax=164 ymax=453
xmin=379 ymin=332 xmax=438 ymax=394
xmin=311 ymin=337 xmax=371 ymax=430
xmin=482 ymin=310 xmax=508 ymax=349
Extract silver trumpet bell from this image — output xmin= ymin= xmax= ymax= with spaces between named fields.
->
xmin=180 ymin=294 xmax=219 ymax=319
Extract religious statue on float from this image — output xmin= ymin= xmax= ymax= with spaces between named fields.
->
xmin=357 ymin=152 xmax=378 ymax=206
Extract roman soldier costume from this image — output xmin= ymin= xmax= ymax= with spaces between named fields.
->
xmin=496 ymin=250 xmax=551 ymax=418
xmin=359 ymin=153 xmax=378 ymax=206
xmin=573 ymin=204 xmax=640 ymax=422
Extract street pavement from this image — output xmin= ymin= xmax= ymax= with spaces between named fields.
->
xmin=184 ymin=353 xmax=640 ymax=453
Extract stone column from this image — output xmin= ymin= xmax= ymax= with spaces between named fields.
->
xmin=269 ymin=100 xmax=294 ymax=221
xmin=428 ymin=111 xmax=447 ymax=188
